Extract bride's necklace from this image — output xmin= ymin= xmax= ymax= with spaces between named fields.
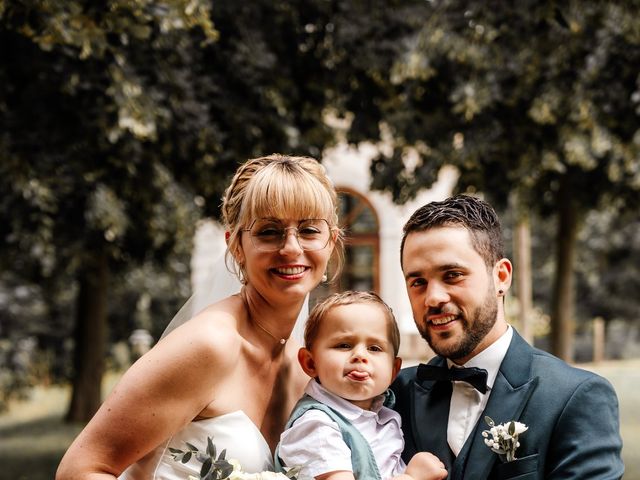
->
xmin=253 ymin=318 xmax=287 ymax=346
xmin=237 ymin=292 xmax=288 ymax=346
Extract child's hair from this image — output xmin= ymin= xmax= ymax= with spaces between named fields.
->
xmin=304 ymin=291 xmax=401 ymax=356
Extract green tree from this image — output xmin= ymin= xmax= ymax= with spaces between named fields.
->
xmin=0 ymin=0 xmax=216 ymax=421
xmin=363 ymin=1 xmax=640 ymax=361
xmin=575 ymin=208 xmax=640 ymax=335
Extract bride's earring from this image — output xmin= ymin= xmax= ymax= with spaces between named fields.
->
xmin=239 ymin=264 xmax=248 ymax=285
xmin=321 ymin=273 xmax=328 ymax=282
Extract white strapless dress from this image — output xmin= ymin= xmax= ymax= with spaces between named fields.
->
xmin=119 ymin=411 xmax=273 ymax=479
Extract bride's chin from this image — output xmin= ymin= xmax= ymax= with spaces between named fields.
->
xmin=261 ymin=278 xmax=307 ymax=295
xmin=287 ymin=284 xmax=317 ymax=302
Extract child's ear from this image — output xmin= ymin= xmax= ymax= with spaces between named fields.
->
xmin=298 ymin=347 xmax=318 ymax=378
xmin=391 ymin=357 xmax=402 ymax=381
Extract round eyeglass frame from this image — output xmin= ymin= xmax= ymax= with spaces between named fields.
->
xmin=242 ymin=218 xmax=332 ymax=252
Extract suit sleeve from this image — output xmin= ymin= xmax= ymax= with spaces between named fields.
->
xmin=546 ymin=375 xmax=624 ymax=479
xmin=391 ymin=369 xmax=418 ymax=463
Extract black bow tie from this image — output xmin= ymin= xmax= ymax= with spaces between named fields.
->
xmin=417 ymin=363 xmax=489 ymax=394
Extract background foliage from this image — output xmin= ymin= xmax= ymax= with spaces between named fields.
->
xmin=1 ymin=0 xmax=639 ymax=418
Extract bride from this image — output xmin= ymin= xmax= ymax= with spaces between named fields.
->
xmin=56 ymin=155 xmax=344 ymax=479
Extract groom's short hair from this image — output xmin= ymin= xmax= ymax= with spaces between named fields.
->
xmin=400 ymin=194 xmax=504 ymax=269
xmin=304 ymin=290 xmax=401 ymax=356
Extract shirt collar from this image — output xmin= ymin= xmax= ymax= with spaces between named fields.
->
xmin=447 ymin=325 xmax=513 ymax=390
xmin=304 ymin=380 xmax=388 ymax=420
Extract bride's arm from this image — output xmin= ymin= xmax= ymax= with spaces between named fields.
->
xmin=56 ymin=310 xmax=239 ymax=479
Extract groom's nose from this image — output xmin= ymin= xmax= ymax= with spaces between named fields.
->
xmin=424 ymin=281 xmax=449 ymax=307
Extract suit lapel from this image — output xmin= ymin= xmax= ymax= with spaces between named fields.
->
xmin=452 ymin=331 xmax=539 ymax=480
xmin=411 ymin=357 xmax=455 ymax=472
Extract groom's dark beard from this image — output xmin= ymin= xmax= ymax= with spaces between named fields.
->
xmin=419 ymin=286 xmax=498 ymax=361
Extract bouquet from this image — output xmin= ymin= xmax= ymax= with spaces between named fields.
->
xmin=170 ymin=436 xmax=301 ymax=480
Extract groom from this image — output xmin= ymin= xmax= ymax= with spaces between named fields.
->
xmin=392 ymin=195 xmax=624 ymax=479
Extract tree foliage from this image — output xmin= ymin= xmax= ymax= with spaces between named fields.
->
xmin=2 ymin=0 xmax=639 ymax=416
xmin=0 ymin=0 xmax=216 ymax=420
xmin=576 ymin=208 xmax=640 ymax=324
xmin=366 ymin=1 xmax=640 ymax=203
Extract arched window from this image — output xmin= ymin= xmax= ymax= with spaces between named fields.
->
xmin=311 ymin=189 xmax=380 ymax=306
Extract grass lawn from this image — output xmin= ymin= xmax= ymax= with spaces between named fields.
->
xmin=1 ymin=360 xmax=638 ymax=479
xmin=0 ymin=384 xmax=82 ymax=480
xmin=0 ymin=373 xmax=119 ymax=480
xmin=582 ymin=358 xmax=640 ymax=480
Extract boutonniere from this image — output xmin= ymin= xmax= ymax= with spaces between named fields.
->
xmin=482 ymin=416 xmax=528 ymax=462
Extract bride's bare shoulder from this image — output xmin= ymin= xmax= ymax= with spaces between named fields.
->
xmin=159 ymin=296 xmax=244 ymax=364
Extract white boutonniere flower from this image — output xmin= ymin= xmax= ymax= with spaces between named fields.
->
xmin=482 ymin=416 xmax=528 ymax=462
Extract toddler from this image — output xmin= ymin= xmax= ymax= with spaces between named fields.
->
xmin=276 ymin=291 xmax=447 ymax=480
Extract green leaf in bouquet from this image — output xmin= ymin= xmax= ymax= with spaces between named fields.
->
xmin=186 ymin=442 xmax=199 ymax=452
xmin=485 ymin=416 xmax=495 ymax=427
xmin=181 ymin=451 xmax=192 ymax=463
xmin=218 ymin=462 xmax=234 ymax=478
xmin=200 ymin=457 xmax=213 ymax=477
xmin=508 ymin=421 xmax=515 ymax=436
xmin=207 ymin=436 xmax=216 ymax=457
xmin=168 ymin=447 xmax=184 ymax=454
xmin=218 ymin=448 xmax=227 ymax=460
xmin=285 ymin=465 xmax=302 ymax=479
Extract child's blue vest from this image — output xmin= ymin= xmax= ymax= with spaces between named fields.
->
xmin=275 ymin=390 xmax=396 ymax=480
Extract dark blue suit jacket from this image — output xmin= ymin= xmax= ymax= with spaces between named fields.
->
xmin=392 ymin=330 xmax=624 ymax=479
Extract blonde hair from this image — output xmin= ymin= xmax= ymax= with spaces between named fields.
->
xmin=221 ymin=154 xmax=344 ymax=280
xmin=304 ymin=291 xmax=401 ymax=356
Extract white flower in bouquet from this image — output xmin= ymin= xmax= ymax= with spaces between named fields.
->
xmin=187 ymin=466 xmax=291 ymax=480
xmin=227 ymin=459 xmax=292 ymax=480
xmin=482 ymin=416 xmax=528 ymax=462
xmin=229 ymin=470 xmax=291 ymax=480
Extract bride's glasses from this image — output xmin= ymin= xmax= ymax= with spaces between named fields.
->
xmin=244 ymin=219 xmax=332 ymax=252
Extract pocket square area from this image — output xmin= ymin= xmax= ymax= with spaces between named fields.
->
xmin=495 ymin=453 xmax=538 ymax=479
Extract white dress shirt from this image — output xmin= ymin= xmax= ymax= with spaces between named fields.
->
xmin=278 ymin=380 xmax=406 ymax=479
xmin=447 ymin=326 xmax=513 ymax=456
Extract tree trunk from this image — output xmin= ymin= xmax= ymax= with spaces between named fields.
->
xmin=550 ymin=179 xmax=580 ymax=362
xmin=65 ymin=251 xmax=109 ymax=422
xmin=515 ymin=214 xmax=533 ymax=344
